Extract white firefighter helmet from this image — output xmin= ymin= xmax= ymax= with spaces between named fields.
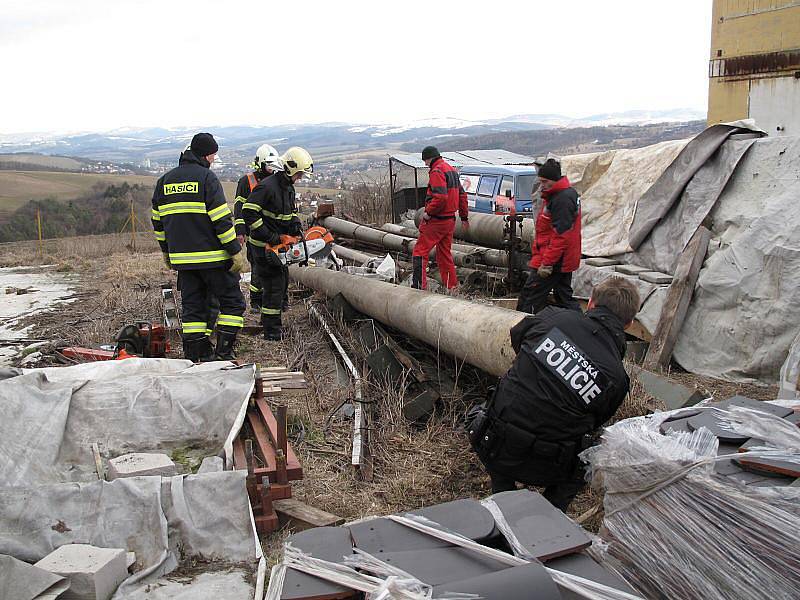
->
xmin=254 ymin=144 xmax=283 ymax=172
xmin=281 ymin=146 xmax=313 ymax=177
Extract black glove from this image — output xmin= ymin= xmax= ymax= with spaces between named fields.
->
xmin=260 ymin=250 xmax=283 ymax=270
xmin=289 ymin=221 xmax=302 ymax=237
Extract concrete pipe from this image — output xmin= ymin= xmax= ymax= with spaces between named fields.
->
xmin=290 ymin=266 xmax=524 ymax=376
xmin=321 ymin=216 xmax=477 ymax=268
xmin=331 ymin=244 xmax=376 ymax=265
xmin=380 ymin=224 xmax=509 ymax=268
xmin=413 ymin=209 xmax=534 ymax=249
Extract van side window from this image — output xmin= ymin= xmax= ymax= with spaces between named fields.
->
xmin=477 ymin=175 xmax=499 ymax=197
xmin=499 ymin=175 xmax=514 ymax=198
xmin=459 ymin=174 xmax=480 ymax=194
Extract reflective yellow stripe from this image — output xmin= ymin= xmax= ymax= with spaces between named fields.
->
xmin=249 ymin=284 xmax=261 ymax=292
xmin=151 ymin=209 xmax=161 ymax=221
xmin=251 ymin=218 xmax=263 ymax=229
xmin=217 ymin=226 xmax=236 ymax=244
xmin=242 ymin=202 xmax=261 ymax=212
xmin=159 ymin=201 xmax=206 ymax=216
xmin=205 ymin=328 xmax=213 ymax=336
xmin=234 ymin=196 xmax=247 ymax=204
xmin=248 ymin=237 xmax=266 ymax=248
xmin=261 ymin=307 xmax=281 ymax=315
xmin=154 ymin=231 xmax=166 ymax=241
xmin=207 ymin=204 xmax=232 ymax=222
xmin=168 ymin=250 xmax=230 ymax=264
xmin=182 ymin=321 xmax=207 ymax=334
xmin=234 ymin=218 xmax=245 ymax=226
xmin=217 ymin=314 xmax=244 ymax=328
xmin=261 ymin=209 xmax=297 ymax=221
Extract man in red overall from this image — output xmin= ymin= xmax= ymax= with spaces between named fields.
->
xmin=516 ymin=158 xmax=582 ymax=314
xmin=412 ymin=146 xmax=469 ymax=290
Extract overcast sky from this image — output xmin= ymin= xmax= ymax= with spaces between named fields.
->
xmin=0 ymin=0 xmax=712 ymax=134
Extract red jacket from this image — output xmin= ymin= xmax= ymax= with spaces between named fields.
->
xmin=530 ymin=176 xmax=581 ymax=272
xmin=425 ymin=157 xmax=468 ymax=220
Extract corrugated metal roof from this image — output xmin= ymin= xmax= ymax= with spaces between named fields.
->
xmin=390 ymin=149 xmax=536 ymax=169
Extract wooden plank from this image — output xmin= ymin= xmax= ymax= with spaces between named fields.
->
xmin=247 ymin=409 xmax=278 ymax=472
xmin=91 ymin=443 xmax=105 ymax=480
xmin=643 ymin=227 xmax=711 ymax=370
xmin=233 ymin=437 xmax=247 ymax=471
xmin=273 ymin=498 xmax=345 ymax=531
xmin=255 ymin=397 xmax=304 ymax=480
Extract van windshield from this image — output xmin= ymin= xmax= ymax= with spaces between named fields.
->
xmin=516 ymin=175 xmax=538 ymax=201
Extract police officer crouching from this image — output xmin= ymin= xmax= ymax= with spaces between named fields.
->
xmin=469 ymin=277 xmax=640 ymax=511
xmin=151 ymin=133 xmax=246 ymax=361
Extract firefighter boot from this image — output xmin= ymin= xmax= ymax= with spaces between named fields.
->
xmin=263 ymin=326 xmax=282 ymax=342
xmin=214 ymin=329 xmax=237 ymax=361
xmin=183 ymin=336 xmax=214 ymax=363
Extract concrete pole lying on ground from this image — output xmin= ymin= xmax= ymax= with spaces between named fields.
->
xmin=320 ymin=216 xmax=478 ymax=268
xmin=289 ymin=265 xmax=525 ymax=376
xmin=332 ymin=244 xmax=488 ymax=288
xmin=380 ymin=223 xmax=510 ymax=268
xmin=413 ymin=209 xmax=535 ymax=249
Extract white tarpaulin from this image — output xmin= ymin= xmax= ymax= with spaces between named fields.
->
xmin=0 ymin=359 xmax=262 ymax=599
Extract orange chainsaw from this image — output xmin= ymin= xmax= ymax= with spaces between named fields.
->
xmin=267 ymin=226 xmax=335 ymax=266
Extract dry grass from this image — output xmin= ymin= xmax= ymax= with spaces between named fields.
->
xmin=2 ymin=234 xmax=778 ymax=553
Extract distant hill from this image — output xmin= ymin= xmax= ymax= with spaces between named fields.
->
xmin=0 ymin=153 xmax=88 ymax=172
xmin=400 ymin=121 xmax=707 ymax=157
xmin=0 ymin=109 xmax=707 ymax=164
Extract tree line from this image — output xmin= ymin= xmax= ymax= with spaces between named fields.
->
xmin=0 ymin=182 xmax=153 ymax=243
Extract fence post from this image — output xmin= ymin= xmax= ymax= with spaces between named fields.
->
xmin=36 ymin=207 xmax=43 ymax=257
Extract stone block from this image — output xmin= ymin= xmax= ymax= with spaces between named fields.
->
xmin=35 ymin=544 xmax=127 ymax=600
xmin=638 ymin=271 xmax=673 ymax=284
xmin=197 ymin=456 xmax=224 ymax=474
xmin=614 ymin=264 xmax=650 ymax=275
xmin=107 ymin=452 xmax=177 ymax=480
xmin=584 ymin=257 xmax=620 ymax=267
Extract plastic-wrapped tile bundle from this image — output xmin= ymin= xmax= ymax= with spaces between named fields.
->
xmin=583 ymin=404 xmax=800 ymax=600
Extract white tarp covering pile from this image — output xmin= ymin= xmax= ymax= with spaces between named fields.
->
xmin=0 ymin=358 xmax=262 ymax=599
xmin=559 ymin=124 xmax=799 ymax=383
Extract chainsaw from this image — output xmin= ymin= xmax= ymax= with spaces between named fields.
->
xmin=267 ymin=226 xmax=336 ymax=266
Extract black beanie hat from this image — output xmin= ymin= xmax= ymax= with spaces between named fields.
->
xmin=190 ymin=132 xmax=219 ymax=157
xmin=421 ymin=145 xmax=440 ymax=161
xmin=537 ymin=158 xmax=562 ymax=182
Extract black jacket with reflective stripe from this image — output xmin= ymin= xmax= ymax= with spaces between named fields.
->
xmin=242 ymin=172 xmax=302 ymax=257
xmin=233 ymin=170 xmax=267 ymax=237
xmin=151 ymin=151 xmax=241 ymax=270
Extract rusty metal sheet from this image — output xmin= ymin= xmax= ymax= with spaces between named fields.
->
xmin=709 ymin=50 xmax=800 ymax=78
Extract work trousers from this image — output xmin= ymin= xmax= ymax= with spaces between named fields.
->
xmin=178 ymin=268 xmax=246 ymax=340
xmin=488 ymin=467 xmax=587 ymax=513
xmin=516 ymin=269 xmax=581 ymax=314
xmin=246 ymin=245 xmax=263 ymax=308
xmin=254 ymin=259 xmax=288 ymax=333
xmin=412 ymin=218 xmax=457 ymax=290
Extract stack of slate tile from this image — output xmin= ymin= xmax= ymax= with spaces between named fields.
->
xmin=658 ymin=395 xmax=800 ymax=486
xmin=278 ymin=491 xmax=638 ymax=600
xmin=584 ymin=396 xmax=800 ymax=599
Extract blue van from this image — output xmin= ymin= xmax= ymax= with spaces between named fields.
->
xmin=457 ymin=165 xmax=538 ymax=215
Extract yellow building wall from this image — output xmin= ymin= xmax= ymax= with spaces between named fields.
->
xmin=707 ymin=0 xmax=800 ymax=125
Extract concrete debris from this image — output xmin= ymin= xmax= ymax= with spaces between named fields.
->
xmin=197 ymin=456 xmax=224 ymax=474
xmin=35 ymin=544 xmax=127 ymax=600
xmin=583 ymin=257 xmax=620 ymax=267
xmin=613 ymin=264 xmax=650 ymax=275
xmin=107 ymin=452 xmax=178 ymax=480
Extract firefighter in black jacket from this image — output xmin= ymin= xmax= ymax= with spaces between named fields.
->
xmin=470 ymin=277 xmax=640 ymax=511
xmin=151 ymin=133 xmax=246 ymax=361
xmin=243 ymin=146 xmax=313 ymax=341
xmin=233 ymin=143 xmax=283 ymax=312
